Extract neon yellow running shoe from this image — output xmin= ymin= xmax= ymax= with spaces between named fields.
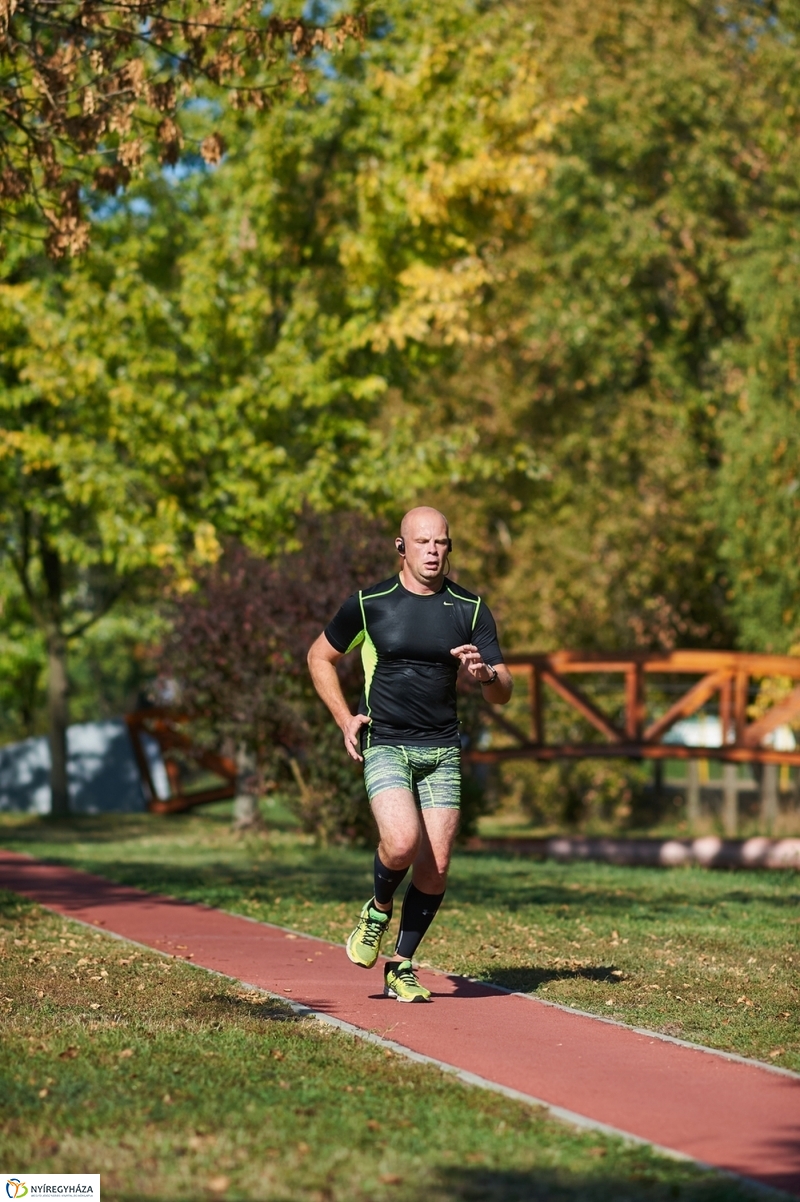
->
xmin=346 ymin=900 xmax=390 ymax=969
xmin=383 ymin=959 xmax=431 ymax=1003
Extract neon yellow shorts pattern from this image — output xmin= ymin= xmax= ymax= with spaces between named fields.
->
xmin=363 ymin=745 xmax=461 ymax=810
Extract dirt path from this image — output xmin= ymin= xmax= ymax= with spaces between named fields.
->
xmin=3 ymin=848 xmax=798 ymax=1198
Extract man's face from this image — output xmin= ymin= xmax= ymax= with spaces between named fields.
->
xmin=400 ymin=514 xmax=450 ymax=586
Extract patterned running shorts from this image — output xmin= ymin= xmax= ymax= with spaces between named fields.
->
xmin=363 ymin=744 xmax=461 ymax=810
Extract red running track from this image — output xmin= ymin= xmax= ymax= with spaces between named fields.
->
xmin=2 ymin=849 xmax=798 ymax=1197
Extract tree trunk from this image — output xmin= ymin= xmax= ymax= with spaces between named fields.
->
xmin=47 ymin=628 xmax=70 ymax=817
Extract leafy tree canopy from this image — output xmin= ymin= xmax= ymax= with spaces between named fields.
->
xmin=0 ymin=0 xmax=365 ymax=256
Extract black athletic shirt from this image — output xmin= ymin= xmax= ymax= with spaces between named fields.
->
xmin=323 ymin=575 xmax=504 ymax=748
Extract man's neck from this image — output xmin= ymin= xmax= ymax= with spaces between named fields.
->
xmin=399 ymin=566 xmax=445 ymax=596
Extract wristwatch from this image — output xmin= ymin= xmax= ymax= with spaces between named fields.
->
xmin=481 ymin=665 xmax=499 ymax=686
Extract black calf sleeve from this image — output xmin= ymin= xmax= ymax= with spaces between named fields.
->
xmin=373 ymin=852 xmax=409 ymax=908
xmin=395 ymin=883 xmax=445 ymax=959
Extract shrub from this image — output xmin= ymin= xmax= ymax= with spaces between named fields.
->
xmin=161 ymin=512 xmax=393 ymax=842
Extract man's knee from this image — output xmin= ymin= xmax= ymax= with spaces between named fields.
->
xmin=380 ymin=828 xmax=421 ymax=868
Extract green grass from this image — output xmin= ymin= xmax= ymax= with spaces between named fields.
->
xmin=0 ymin=892 xmax=770 ymax=1201
xmin=0 ymin=808 xmax=797 ymax=1074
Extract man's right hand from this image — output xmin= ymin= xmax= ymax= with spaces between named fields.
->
xmin=341 ymin=713 xmax=371 ymax=762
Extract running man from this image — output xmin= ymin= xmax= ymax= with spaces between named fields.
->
xmin=307 ymin=506 xmax=513 ymax=1002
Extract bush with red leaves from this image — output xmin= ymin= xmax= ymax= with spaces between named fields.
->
xmin=161 ymin=511 xmax=395 ymax=842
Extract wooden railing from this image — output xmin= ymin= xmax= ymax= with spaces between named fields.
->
xmin=470 ymin=651 xmax=800 ymax=767
xmin=125 ymin=709 xmax=237 ymax=814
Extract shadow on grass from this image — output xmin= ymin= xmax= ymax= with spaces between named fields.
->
xmin=110 ymin=1164 xmax=771 ymax=1202
xmin=477 ymin=964 xmax=622 ymax=993
xmin=193 ymin=991 xmax=298 ymax=1024
xmin=430 ymin=1165 xmax=762 ymax=1202
xmin=0 ymin=813 xmax=231 ymax=845
xmin=2 ymin=816 xmax=796 ymax=919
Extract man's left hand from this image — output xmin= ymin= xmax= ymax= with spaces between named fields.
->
xmin=450 ymin=643 xmax=495 ymax=683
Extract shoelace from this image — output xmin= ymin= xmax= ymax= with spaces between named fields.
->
xmin=393 ymin=963 xmax=417 ymax=986
xmin=360 ymin=913 xmax=386 ymax=948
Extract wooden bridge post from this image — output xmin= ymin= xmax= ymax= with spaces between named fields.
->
xmin=530 ymin=664 xmax=544 ymax=745
xmin=625 ymin=663 xmax=645 ymax=740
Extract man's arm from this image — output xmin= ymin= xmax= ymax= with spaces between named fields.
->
xmin=307 ymin=633 xmax=370 ymax=762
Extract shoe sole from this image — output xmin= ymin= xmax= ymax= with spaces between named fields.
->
xmin=384 ymin=985 xmax=431 ymax=1003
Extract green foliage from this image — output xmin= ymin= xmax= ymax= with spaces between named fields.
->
xmin=716 ymin=216 xmax=800 ymax=651
xmin=3 ymin=0 xmax=800 ymax=831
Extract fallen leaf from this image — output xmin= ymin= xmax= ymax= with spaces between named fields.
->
xmin=380 ymin=1174 xmax=403 ymax=1184
xmin=89 ymin=1003 xmax=101 ymax=1011
xmin=297 ymin=1142 xmax=310 ymax=1155
xmin=769 ymin=1048 xmax=785 ymax=1058
xmin=278 ymin=1080 xmax=290 ymax=1089
xmin=162 ymin=1094 xmax=173 ymax=1105
xmin=119 ymin=1048 xmax=134 ymax=1059
xmin=272 ymin=1050 xmax=284 ymax=1060
xmin=285 ymin=935 xmax=297 ymax=941
xmin=38 ymin=1088 xmax=48 ymax=1098
xmin=366 ymin=1119 xmax=381 ymax=1131
xmin=206 ymin=1176 xmax=230 ymax=1194
xmin=59 ymin=1047 xmax=79 ymax=1060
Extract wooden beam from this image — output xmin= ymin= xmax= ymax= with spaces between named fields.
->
xmin=479 ymin=702 xmax=531 ymax=748
xmin=124 ymin=715 xmax=157 ymax=807
xmin=540 ymin=668 xmax=624 ymax=743
xmin=625 ymin=664 xmax=644 ymax=740
xmin=643 ymin=670 xmax=730 ymax=744
xmin=505 ymin=650 xmax=800 ymax=677
xmin=743 ymin=684 xmax=800 ymax=747
xmin=467 ymin=742 xmax=800 ymax=766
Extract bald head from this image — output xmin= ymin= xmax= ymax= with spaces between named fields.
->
xmin=396 ymin=507 xmax=451 ymax=594
xmin=400 ymin=506 xmax=449 ymax=542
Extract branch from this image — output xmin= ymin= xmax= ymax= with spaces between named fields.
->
xmin=64 ymin=581 xmax=127 ymax=640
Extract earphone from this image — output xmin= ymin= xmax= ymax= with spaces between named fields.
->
xmin=396 ymin=537 xmax=452 ymax=555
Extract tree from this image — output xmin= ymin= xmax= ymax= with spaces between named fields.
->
xmin=0 ymin=263 xmax=226 ymax=812
xmin=379 ymin=0 xmax=798 ymax=660
xmin=0 ymin=0 xmax=565 ymax=814
xmin=0 ymin=0 xmax=365 ymax=256
xmin=7 ymin=0 xmax=800 ymax=825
